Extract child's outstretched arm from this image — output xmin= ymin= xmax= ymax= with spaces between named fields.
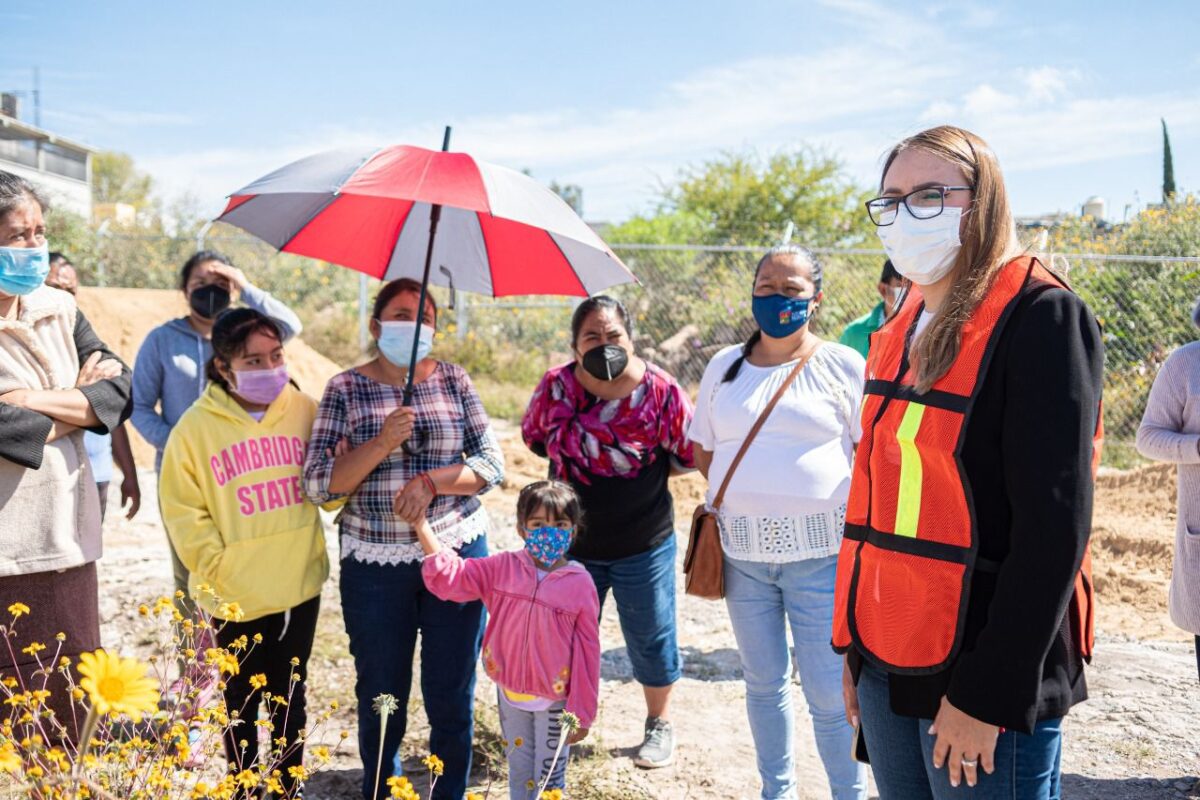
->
xmin=419 ymin=515 xmax=495 ymax=604
xmin=414 ymin=514 xmax=442 ymax=556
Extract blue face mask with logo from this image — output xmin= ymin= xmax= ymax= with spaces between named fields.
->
xmin=0 ymin=244 xmax=50 ymax=297
xmin=524 ymin=525 xmax=573 ymax=567
xmin=377 ymin=321 xmax=434 ymax=368
xmin=752 ymin=293 xmax=812 ymax=338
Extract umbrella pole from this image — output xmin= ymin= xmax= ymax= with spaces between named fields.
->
xmin=402 ymin=126 xmax=452 ymax=456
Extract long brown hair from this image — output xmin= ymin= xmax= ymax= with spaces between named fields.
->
xmin=881 ymin=126 xmax=1019 ymax=392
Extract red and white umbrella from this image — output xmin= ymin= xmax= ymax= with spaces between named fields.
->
xmin=216 ymin=141 xmax=635 ymax=297
xmin=216 ymin=131 xmax=635 ymax=453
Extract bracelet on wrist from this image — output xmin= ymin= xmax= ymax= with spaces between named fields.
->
xmin=418 ymin=472 xmax=437 ymax=496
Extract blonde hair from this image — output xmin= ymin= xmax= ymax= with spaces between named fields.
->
xmin=881 ymin=126 xmax=1020 ymax=392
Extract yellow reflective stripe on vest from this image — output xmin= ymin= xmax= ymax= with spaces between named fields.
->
xmin=894 ymin=403 xmax=927 ymax=538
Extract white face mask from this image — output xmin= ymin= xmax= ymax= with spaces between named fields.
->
xmin=876 ymin=205 xmax=964 ymax=286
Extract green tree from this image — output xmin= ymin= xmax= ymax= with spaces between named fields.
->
xmin=631 ymin=148 xmax=872 ymax=247
xmin=91 ymin=150 xmax=154 ymax=208
xmin=1163 ymin=118 xmax=1176 ymax=204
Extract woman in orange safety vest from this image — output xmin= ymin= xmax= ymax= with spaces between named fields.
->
xmin=833 ymin=125 xmax=1104 ymax=799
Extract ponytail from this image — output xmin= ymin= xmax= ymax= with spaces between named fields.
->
xmin=722 ymin=330 xmax=761 ymax=383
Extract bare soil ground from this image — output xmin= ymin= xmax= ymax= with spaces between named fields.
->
xmin=86 ymin=288 xmax=1200 ymax=799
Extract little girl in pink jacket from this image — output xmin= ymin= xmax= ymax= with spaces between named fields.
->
xmin=416 ymin=480 xmax=600 ymax=799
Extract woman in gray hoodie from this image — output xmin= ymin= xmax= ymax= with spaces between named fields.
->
xmin=131 ymin=250 xmax=301 ymax=603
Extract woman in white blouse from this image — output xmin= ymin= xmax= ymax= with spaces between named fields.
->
xmin=690 ymin=245 xmax=867 ymax=800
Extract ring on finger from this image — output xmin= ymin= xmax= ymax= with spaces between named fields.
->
xmin=961 ymin=757 xmax=979 ymax=768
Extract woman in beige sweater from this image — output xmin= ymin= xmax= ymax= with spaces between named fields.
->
xmin=0 ymin=171 xmax=131 ymax=740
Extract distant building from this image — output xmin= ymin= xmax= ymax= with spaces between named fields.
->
xmin=0 ymin=93 xmax=93 ymax=218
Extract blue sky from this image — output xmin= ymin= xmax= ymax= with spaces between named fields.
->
xmin=2 ymin=0 xmax=1197 ymax=227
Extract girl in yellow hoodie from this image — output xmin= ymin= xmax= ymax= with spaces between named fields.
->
xmin=159 ymin=308 xmax=330 ymax=795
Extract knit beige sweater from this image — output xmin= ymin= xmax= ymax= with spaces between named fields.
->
xmin=0 ymin=285 xmax=101 ymax=576
xmin=1137 ymin=340 xmax=1200 ymax=634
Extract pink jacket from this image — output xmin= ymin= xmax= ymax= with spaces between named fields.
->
xmin=422 ymin=548 xmax=601 ymax=728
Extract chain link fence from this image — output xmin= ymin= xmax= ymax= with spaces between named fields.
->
xmin=68 ymin=229 xmax=1200 ymax=467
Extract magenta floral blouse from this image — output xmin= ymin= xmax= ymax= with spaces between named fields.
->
xmin=521 ymin=361 xmax=695 ymax=560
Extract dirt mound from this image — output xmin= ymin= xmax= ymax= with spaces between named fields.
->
xmin=1092 ymin=463 xmax=1181 ymax=640
xmin=77 ymin=287 xmax=344 ymax=469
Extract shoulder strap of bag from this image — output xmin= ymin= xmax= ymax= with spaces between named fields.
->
xmin=711 ymin=343 xmax=821 ymax=510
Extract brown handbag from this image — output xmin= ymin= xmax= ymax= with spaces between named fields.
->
xmin=684 ymin=345 xmax=821 ymax=600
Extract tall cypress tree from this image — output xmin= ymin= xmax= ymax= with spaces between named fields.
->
xmin=1163 ymin=118 xmax=1177 ymax=203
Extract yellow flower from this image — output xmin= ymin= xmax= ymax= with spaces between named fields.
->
xmin=513 ymin=737 xmax=524 ymax=748
xmin=235 ymin=770 xmax=259 ymax=789
xmin=205 ymin=648 xmax=240 ymax=676
xmin=286 ymin=765 xmax=308 ymax=782
xmin=249 ymin=674 xmax=268 ymax=691
xmin=423 ymin=754 xmax=444 ymax=776
xmin=7 ymin=603 xmax=29 ymax=619
xmin=21 ymin=642 xmax=45 ymax=656
xmin=0 ymin=741 xmax=20 ymax=773
xmin=76 ymin=650 xmax=160 ymax=722
xmin=216 ymin=602 xmax=245 ymax=622
xmin=467 ymin=794 xmax=485 ymax=800
xmin=540 ymin=791 xmax=564 ymax=800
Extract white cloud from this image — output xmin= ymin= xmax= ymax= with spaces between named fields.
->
xmin=133 ymin=0 xmax=1197 ymax=224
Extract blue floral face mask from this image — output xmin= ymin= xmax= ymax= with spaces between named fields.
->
xmin=523 ymin=525 xmax=574 ymax=567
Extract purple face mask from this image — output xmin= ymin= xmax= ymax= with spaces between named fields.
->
xmin=231 ymin=365 xmax=289 ymax=405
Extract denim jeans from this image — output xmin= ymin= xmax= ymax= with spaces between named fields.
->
xmin=724 ymin=554 xmax=867 ymax=800
xmin=340 ymin=534 xmax=487 ymax=800
xmin=582 ymin=536 xmax=681 ymax=687
xmin=856 ymin=662 xmax=1064 ymax=799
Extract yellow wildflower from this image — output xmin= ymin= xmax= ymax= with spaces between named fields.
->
xmin=76 ymin=650 xmax=160 ymax=722
xmin=0 ymin=741 xmax=20 ymax=773
xmin=21 ymin=642 xmax=45 ymax=656
xmin=249 ymin=674 xmax=268 ymax=691
xmin=7 ymin=603 xmax=29 ymax=619
xmin=423 ymin=754 xmax=444 ymax=776
xmin=286 ymin=765 xmax=308 ymax=782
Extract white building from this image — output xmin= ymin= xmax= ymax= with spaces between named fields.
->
xmin=0 ymin=94 xmax=93 ymax=218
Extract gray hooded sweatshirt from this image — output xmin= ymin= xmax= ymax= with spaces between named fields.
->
xmin=131 ymin=284 xmax=302 ymax=469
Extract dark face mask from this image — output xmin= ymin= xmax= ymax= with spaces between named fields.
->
xmin=580 ymin=344 xmax=629 ymax=381
xmin=189 ymin=284 xmax=231 ymax=320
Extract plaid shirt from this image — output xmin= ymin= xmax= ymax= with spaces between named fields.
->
xmin=303 ymin=362 xmax=504 ymax=564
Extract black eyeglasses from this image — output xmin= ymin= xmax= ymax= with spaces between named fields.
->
xmin=865 ymin=186 xmax=973 ymax=226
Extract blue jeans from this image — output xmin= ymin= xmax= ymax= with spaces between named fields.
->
xmin=856 ymin=662 xmax=1064 ymax=799
xmin=581 ymin=536 xmax=681 ymax=688
xmin=724 ymin=554 xmax=867 ymax=800
xmin=340 ymin=535 xmax=487 ymax=800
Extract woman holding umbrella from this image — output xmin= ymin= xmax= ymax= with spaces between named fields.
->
xmin=303 ymin=278 xmax=504 ymax=800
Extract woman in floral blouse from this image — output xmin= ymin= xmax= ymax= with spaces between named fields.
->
xmin=303 ymin=278 xmax=504 ymax=800
xmin=521 ymin=295 xmax=694 ymax=770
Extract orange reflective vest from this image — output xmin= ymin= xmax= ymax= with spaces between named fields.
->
xmin=831 ymin=256 xmax=1100 ymax=673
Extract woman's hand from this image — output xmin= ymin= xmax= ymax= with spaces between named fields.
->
xmin=207 ymin=262 xmax=249 ymax=292
xmin=375 ymin=407 xmax=415 ymax=452
xmin=120 ymin=473 xmax=141 ymax=520
xmin=929 ymin=696 xmax=1000 ymax=788
xmin=567 ymin=726 xmax=589 ymax=745
xmin=393 ymin=473 xmax=435 ymax=522
xmin=842 ymin=657 xmax=859 ymax=729
xmin=76 ymin=351 xmax=122 ymax=388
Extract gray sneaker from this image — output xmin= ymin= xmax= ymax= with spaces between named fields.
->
xmin=634 ymin=716 xmax=675 ymax=768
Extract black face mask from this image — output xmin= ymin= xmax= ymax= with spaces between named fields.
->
xmin=189 ymin=284 xmax=231 ymax=320
xmin=580 ymin=344 xmax=629 ymax=381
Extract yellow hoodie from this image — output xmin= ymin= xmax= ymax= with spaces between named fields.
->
xmin=159 ymin=382 xmax=331 ymax=622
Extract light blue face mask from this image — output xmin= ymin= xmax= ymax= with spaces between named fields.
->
xmin=377 ymin=320 xmax=435 ymax=368
xmin=0 ymin=244 xmax=50 ymax=297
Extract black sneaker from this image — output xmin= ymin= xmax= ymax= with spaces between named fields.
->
xmin=634 ymin=716 xmax=675 ymax=768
